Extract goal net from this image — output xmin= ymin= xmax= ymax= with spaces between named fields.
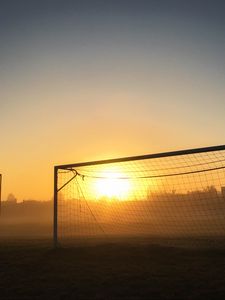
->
xmin=54 ymin=145 xmax=225 ymax=247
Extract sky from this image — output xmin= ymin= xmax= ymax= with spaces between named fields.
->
xmin=1 ymin=0 xmax=225 ymax=201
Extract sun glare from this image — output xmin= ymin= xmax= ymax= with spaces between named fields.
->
xmin=95 ymin=171 xmax=130 ymax=200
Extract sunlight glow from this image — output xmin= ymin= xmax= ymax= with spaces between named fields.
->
xmin=95 ymin=171 xmax=131 ymax=200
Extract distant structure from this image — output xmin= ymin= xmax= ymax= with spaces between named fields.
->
xmin=7 ymin=193 xmax=17 ymax=204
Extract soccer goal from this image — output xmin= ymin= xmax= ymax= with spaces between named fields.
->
xmin=54 ymin=145 xmax=225 ymax=247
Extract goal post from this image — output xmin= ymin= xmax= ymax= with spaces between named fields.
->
xmin=0 ymin=174 xmax=2 ymax=216
xmin=53 ymin=145 xmax=225 ymax=247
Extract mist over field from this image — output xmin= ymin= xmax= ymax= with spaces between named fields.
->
xmin=0 ymin=200 xmax=52 ymax=238
xmin=1 ymin=186 xmax=225 ymax=240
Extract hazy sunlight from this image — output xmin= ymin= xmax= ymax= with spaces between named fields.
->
xmin=95 ymin=171 xmax=131 ymax=200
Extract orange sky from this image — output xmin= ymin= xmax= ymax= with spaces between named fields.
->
xmin=1 ymin=1 xmax=225 ymax=201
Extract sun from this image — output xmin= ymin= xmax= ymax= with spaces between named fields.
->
xmin=95 ymin=171 xmax=130 ymax=200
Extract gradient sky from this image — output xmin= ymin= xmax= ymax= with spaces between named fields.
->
xmin=1 ymin=0 xmax=225 ymax=201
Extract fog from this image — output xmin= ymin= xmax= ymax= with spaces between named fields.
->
xmin=0 ymin=200 xmax=52 ymax=238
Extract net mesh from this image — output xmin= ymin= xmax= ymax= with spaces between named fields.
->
xmin=57 ymin=148 xmax=225 ymax=246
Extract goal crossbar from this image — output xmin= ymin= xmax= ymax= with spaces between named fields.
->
xmin=55 ymin=144 xmax=225 ymax=170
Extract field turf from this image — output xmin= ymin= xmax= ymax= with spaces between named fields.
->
xmin=0 ymin=239 xmax=225 ymax=299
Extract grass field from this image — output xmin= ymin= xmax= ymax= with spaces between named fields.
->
xmin=1 ymin=239 xmax=225 ymax=299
